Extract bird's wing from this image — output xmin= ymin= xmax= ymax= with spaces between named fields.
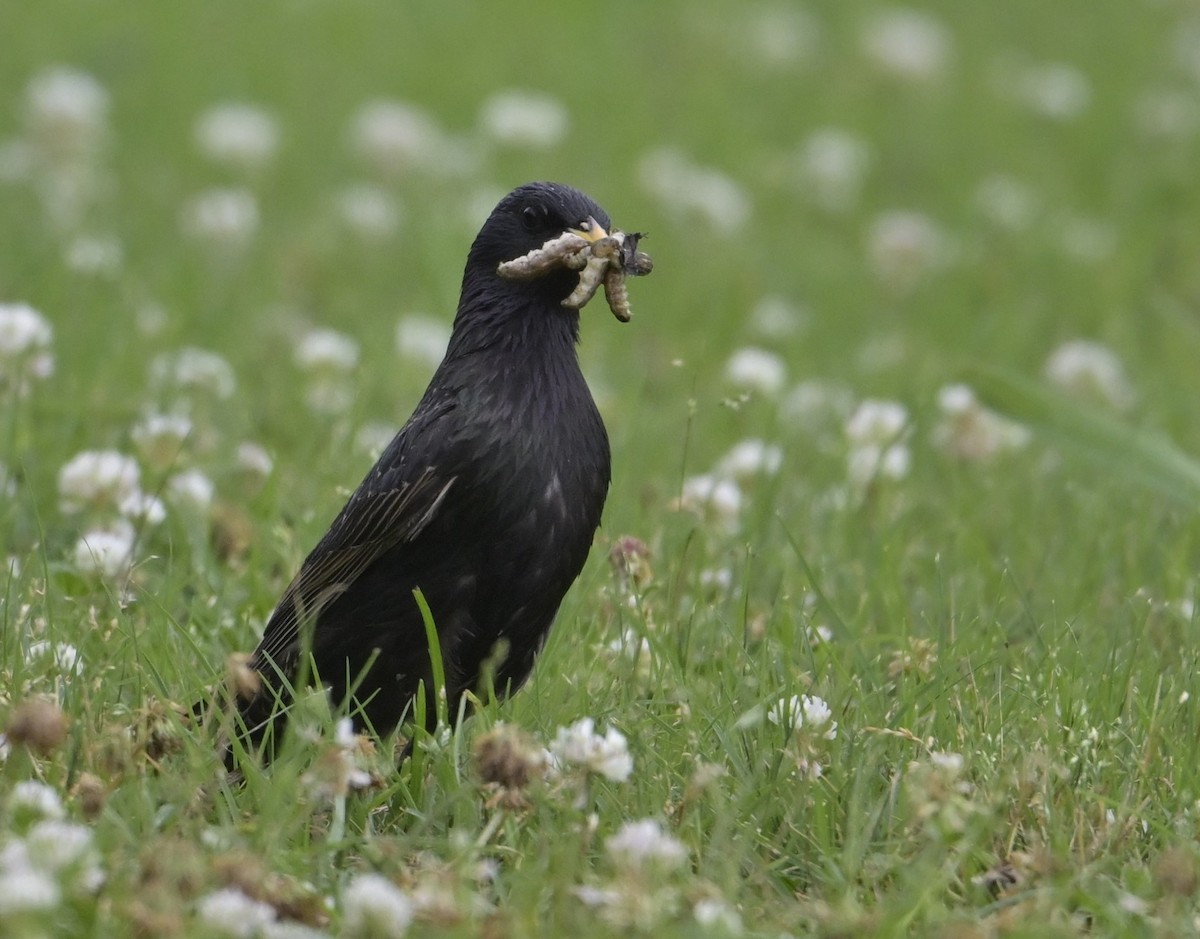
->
xmin=253 ymin=467 xmax=455 ymax=670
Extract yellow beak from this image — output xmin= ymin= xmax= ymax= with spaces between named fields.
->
xmin=569 ymin=216 xmax=609 ymax=244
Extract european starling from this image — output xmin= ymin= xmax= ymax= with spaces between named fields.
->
xmin=228 ymin=182 xmax=649 ymax=758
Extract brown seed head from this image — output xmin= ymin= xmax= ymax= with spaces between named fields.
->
xmin=472 ymin=723 xmax=544 ymax=790
xmin=72 ymin=772 xmax=108 ymax=820
xmin=6 ymin=695 xmax=69 ymax=756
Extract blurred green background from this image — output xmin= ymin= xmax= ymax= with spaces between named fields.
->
xmin=6 ymin=0 xmax=1200 ymax=602
xmin=5 ymin=1 xmax=1200 ymax=934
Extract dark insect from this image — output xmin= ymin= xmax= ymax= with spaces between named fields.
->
xmin=619 ymin=232 xmax=654 ymax=277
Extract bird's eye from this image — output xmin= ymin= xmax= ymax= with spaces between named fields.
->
xmin=521 ymin=205 xmax=547 ymax=232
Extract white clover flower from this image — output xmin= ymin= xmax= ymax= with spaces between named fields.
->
xmin=807 ymin=624 xmax=834 ymax=645
xmin=0 ymin=865 xmax=61 ymax=916
xmin=744 ymin=3 xmax=821 ymax=69
xmin=937 ymin=383 xmax=974 ymax=417
xmin=395 ymin=315 xmax=450 ymax=368
xmin=693 ymin=897 xmax=743 ymax=934
xmin=302 ymin=717 xmax=374 ymax=801
xmin=151 ymin=347 xmax=237 ymax=399
xmin=780 ymin=380 xmax=855 ymax=430
xmin=406 ymin=872 xmax=491 ymax=924
xmin=295 ymin=329 xmax=360 ymax=374
xmin=64 ymin=234 xmax=122 ymax=275
xmin=480 ymin=90 xmax=569 ymax=148
xmin=749 ymin=295 xmax=807 ymax=340
xmin=1 ymin=840 xmax=32 ymax=875
xmin=973 ymin=175 xmax=1038 ymax=231
xmin=698 ymin=567 xmax=734 ymax=591
xmin=39 ymin=164 xmax=110 ymax=230
xmin=23 ymin=66 xmax=109 ymax=158
xmin=847 ymin=441 xmax=911 ymax=489
xmin=550 ymin=718 xmax=634 ymax=783
xmin=679 ymin=475 xmax=743 ymax=524
xmin=305 ymin=384 xmax=352 ymax=415
xmin=342 ymin=873 xmax=414 ymax=938
xmin=1044 ymin=339 xmax=1135 ymax=411
xmin=167 ymin=468 xmax=214 ymax=513
xmin=0 ymin=303 xmax=52 ymax=358
xmin=337 ymin=185 xmax=402 ymax=239
xmin=906 ymin=751 xmax=974 ymax=832
xmin=866 ymin=210 xmax=946 ymax=289
xmin=350 ymin=99 xmax=443 ymax=175
xmin=73 ymin=520 xmax=137 ymax=578
xmin=131 ymin=412 xmax=192 ymax=470
xmin=767 ymin=694 xmax=838 ymax=740
xmin=846 ymin=398 xmax=908 ymax=446
xmin=572 ymin=884 xmax=619 ymax=908
xmin=0 ymin=302 xmax=55 ymax=391
xmin=333 ymin=717 xmax=357 ymax=748
xmin=638 ymin=147 xmax=751 ymax=235
xmin=26 ymin=640 xmax=83 ymax=675
xmin=58 ymin=450 xmax=141 ymax=513
xmin=262 ymin=923 xmax=333 ymax=939
xmin=716 ymin=439 xmax=783 ymax=480
xmin=932 ymin=383 xmax=1030 ymax=461
xmin=1015 ymin=63 xmax=1091 ymax=121
xmin=355 ymin=421 xmax=397 ymax=460
xmin=607 ymin=628 xmax=653 ymax=660
xmin=724 ymin=347 xmax=786 ymax=396
xmin=585 ymin=727 xmax=634 ymax=783
xmin=0 ymin=137 xmax=34 ymax=182
xmin=195 ymin=102 xmax=280 ymax=171
xmin=296 ymin=329 xmax=359 ymax=415
xmin=236 ymin=441 xmax=274 ymax=479
xmin=197 ymin=887 xmax=278 ymax=938
xmin=137 ymin=300 xmax=168 ymax=334
xmin=801 ymin=696 xmax=836 ymax=736
xmin=24 ymin=820 xmax=97 ymax=877
xmin=1135 ymin=88 xmax=1200 ymax=140
xmin=119 ymin=490 xmax=167 ymax=526
xmin=10 ymin=781 xmax=65 ymax=819
xmin=929 ymin=750 xmax=964 ymax=773
xmin=1117 ymin=891 xmax=1150 ymax=916
xmin=181 ymin=187 xmax=259 ymax=247
xmin=861 ymin=8 xmax=952 ymax=82
xmin=606 ymin=819 xmax=687 ymax=871
xmin=796 ymin=127 xmax=871 ymax=212
xmin=1057 ymin=216 xmax=1116 ymax=264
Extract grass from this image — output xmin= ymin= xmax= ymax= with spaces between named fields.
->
xmin=4 ymin=0 xmax=1200 ymax=935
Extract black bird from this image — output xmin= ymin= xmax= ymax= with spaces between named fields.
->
xmin=229 ymin=182 xmax=643 ymax=758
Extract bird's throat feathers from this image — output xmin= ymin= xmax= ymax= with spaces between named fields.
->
xmin=446 ymin=268 xmax=583 ymax=362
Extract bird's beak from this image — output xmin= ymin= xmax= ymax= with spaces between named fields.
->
xmin=569 ymin=216 xmax=609 ymax=244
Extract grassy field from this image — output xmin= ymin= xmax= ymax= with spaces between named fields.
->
xmin=4 ymin=1 xmax=1200 ymax=935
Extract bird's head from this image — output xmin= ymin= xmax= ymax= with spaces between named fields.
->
xmin=466 ymin=182 xmax=616 ymax=306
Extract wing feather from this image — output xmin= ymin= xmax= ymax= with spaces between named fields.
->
xmin=254 ymin=470 xmax=455 ymax=666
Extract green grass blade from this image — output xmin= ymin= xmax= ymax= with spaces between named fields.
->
xmin=413 ymin=586 xmax=448 ymax=728
xmin=969 ymin=366 xmax=1200 ymax=508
